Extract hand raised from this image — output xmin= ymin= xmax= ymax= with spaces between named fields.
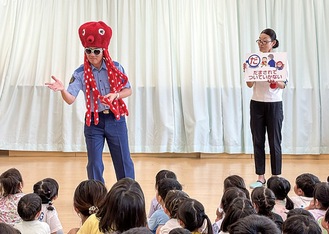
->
xmin=45 ymin=76 xmax=64 ymax=92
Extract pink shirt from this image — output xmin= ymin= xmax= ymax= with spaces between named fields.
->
xmin=0 ymin=193 xmax=25 ymax=225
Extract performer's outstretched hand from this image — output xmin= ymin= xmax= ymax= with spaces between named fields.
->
xmin=45 ymin=76 xmax=64 ymax=92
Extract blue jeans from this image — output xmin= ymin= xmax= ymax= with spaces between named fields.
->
xmin=84 ymin=112 xmax=135 ymax=183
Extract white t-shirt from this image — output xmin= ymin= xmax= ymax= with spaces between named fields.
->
xmin=251 ymin=61 xmax=289 ymax=102
xmin=14 ymin=220 xmax=50 ymax=234
xmin=308 ymin=209 xmax=326 ymax=221
xmin=38 ymin=204 xmax=63 ymax=233
xmin=159 ymin=218 xmax=181 ymax=234
xmin=251 ymin=81 xmax=284 ymax=102
xmin=290 ymin=196 xmax=313 ymax=209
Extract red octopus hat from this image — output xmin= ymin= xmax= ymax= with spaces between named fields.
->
xmin=78 ymin=21 xmax=129 ymax=126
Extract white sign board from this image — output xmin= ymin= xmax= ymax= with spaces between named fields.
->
xmin=244 ymin=52 xmax=287 ymax=82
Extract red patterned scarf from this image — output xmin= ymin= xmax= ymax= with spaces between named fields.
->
xmin=84 ymin=49 xmax=129 ymax=126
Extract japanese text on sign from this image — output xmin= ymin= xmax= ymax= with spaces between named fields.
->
xmin=243 ymin=52 xmax=287 ymax=82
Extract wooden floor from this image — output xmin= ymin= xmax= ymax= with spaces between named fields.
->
xmin=0 ymin=154 xmax=328 ymax=233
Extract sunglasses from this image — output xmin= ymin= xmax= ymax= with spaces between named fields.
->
xmin=85 ymin=48 xmax=103 ymax=55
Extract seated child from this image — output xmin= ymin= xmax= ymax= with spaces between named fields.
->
xmin=283 ymin=215 xmax=321 ymax=234
xmin=223 ymin=175 xmax=250 ymax=199
xmin=148 ymin=178 xmax=182 ymax=234
xmin=0 ymin=223 xmax=21 ymax=234
xmin=122 ymin=227 xmax=153 ymax=234
xmin=219 ymin=197 xmax=256 ymax=233
xmin=33 ymin=178 xmax=63 ymax=234
xmin=305 ymin=182 xmax=329 ymax=221
xmin=149 ymin=170 xmax=177 ymax=218
xmin=176 ymin=198 xmax=213 ymax=234
xmin=0 ymin=168 xmax=25 ymax=225
xmin=251 ymin=187 xmax=283 ymax=231
xmin=67 ymin=179 xmax=107 ymax=234
xmin=169 ymin=228 xmax=191 ymax=234
xmin=286 ymin=208 xmax=314 ymax=220
xmin=158 ymin=190 xmax=189 ymax=234
xmin=77 ymin=178 xmax=147 ymax=233
xmin=266 ymin=176 xmax=294 ymax=220
xmin=14 ymin=193 xmax=50 ymax=234
xmin=228 ymin=214 xmax=281 ymax=234
xmin=213 ymin=186 xmax=248 ymax=233
xmin=290 ymin=173 xmax=320 ymax=209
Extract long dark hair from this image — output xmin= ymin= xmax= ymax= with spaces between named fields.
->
xmin=177 ymin=198 xmax=213 ymax=234
xmin=251 ymin=187 xmax=276 ymax=216
xmin=97 ymin=178 xmax=147 ymax=233
xmin=0 ymin=168 xmax=23 ymax=196
xmin=73 ymin=179 xmax=107 ymax=217
xmin=267 ymin=176 xmax=294 ymax=210
xmin=224 ymin=175 xmax=250 ymax=199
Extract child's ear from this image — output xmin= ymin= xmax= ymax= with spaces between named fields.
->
xmin=315 ymin=199 xmax=321 ymax=209
xmin=296 ymin=188 xmax=304 ymax=196
xmin=35 ymin=210 xmax=41 ymax=220
xmin=155 ymin=192 xmax=161 ymax=203
xmin=178 ymin=219 xmax=185 ymax=228
xmin=163 ymin=205 xmax=170 ymax=216
xmin=158 ymin=197 xmax=165 ymax=206
xmin=74 ymin=207 xmax=80 ymax=214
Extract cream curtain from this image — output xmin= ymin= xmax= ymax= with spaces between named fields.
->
xmin=0 ymin=0 xmax=328 ymax=154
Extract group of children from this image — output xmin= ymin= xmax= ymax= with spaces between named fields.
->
xmin=212 ymin=174 xmax=329 ymax=234
xmin=0 ymin=168 xmax=63 ymax=233
xmin=0 ymin=167 xmax=329 ymax=234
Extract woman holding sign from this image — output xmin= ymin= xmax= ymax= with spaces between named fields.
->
xmin=247 ymin=28 xmax=288 ymax=189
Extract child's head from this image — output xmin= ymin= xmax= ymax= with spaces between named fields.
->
xmin=286 ymin=208 xmax=314 ymax=220
xmin=0 ymin=223 xmax=21 ymax=234
xmin=155 ymin=170 xmax=177 ymax=189
xmin=221 ymin=187 xmax=247 ymax=213
xmin=313 ymin=182 xmax=329 ymax=210
xmin=169 ymin=228 xmax=191 ymax=234
xmin=223 ymin=175 xmax=250 ymax=199
xmin=0 ymin=168 xmax=23 ymax=196
xmin=97 ymin=178 xmax=147 ymax=233
xmin=17 ymin=193 xmax=42 ymax=221
xmin=33 ymin=178 xmax=59 ymax=211
xmin=73 ymin=179 xmax=107 ymax=219
xmin=122 ymin=227 xmax=152 ymax=234
xmin=251 ymin=187 xmax=276 ymax=216
xmin=157 ymin=178 xmax=182 ymax=205
xmin=228 ymin=214 xmax=281 ymax=234
xmin=294 ymin=173 xmax=320 ymax=197
xmin=267 ymin=176 xmax=294 ymax=210
xmin=283 ymin=215 xmax=321 ymax=234
xmin=177 ymin=198 xmax=213 ymax=234
xmin=220 ymin=197 xmax=256 ymax=232
xmin=164 ymin=190 xmax=189 ymax=218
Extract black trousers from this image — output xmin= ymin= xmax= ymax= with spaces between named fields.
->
xmin=250 ymin=100 xmax=283 ymax=175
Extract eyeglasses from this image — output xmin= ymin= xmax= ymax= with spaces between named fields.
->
xmin=85 ymin=48 xmax=103 ymax=55
xmin=256 ymin=39 xmax=272 ymax=45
